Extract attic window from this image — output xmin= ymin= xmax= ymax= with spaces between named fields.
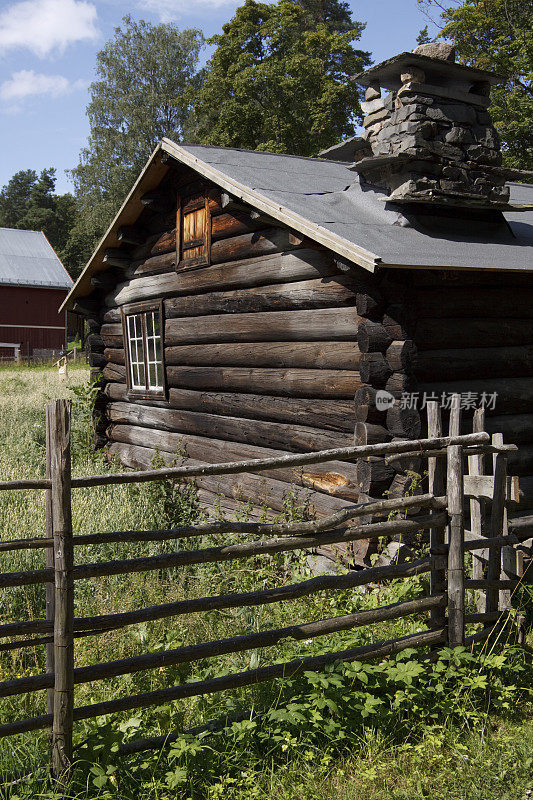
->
xmin=176 ymin=182 xmax=211 ymax=270
xmin=122 ymin=300 xmax=166 ymax=399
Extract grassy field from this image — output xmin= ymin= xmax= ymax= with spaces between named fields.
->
xmin=0 ymin=363 xmax=531 ymax=799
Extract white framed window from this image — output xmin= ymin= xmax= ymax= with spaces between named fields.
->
xmin=121 ymin=301 xmax=166 ymax=398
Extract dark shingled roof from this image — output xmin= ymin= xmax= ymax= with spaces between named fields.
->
xmin=0 ymin=227 xmax=73 ymax=289
xmin=177 ymin=142 xmax=533 ymax=271
xmin=62 ymin=139 xmax=533 ymax=310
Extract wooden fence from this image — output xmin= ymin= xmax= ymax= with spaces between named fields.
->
xmin=0 ymin=347 xmax=84 ymax=365
xmin=0 ymin=395 xmax=529 ymax=778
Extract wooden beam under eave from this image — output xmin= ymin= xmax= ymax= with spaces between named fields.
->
xmin=60 ymin=147 xmax=170 ymax=312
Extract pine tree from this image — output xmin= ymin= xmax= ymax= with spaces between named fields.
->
xmin=193 ymin=0 xmax=371 ymax=156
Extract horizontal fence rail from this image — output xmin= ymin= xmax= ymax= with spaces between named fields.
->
xmin=0 ymin=556 xmax=444 ymax=642
xmin=0 ymin=628 xmax=447 ymax=740
xmin=0 ymin=493 xmax=445 ymax=553
xmin=0 ymin=586 xmax=446 ymax=700
xmin=0 ymin=433 xmax=489 ymax=493
xmin=0 ymin=396 xmax=525 ymax=779
xmin=0 ymin=513 xmax=447 ymax=590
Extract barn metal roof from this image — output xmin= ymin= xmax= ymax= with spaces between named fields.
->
xmin=0 ymin=227 xmax=73 ymax=289
xmin=61 ymin=139 xmax=533 ymax=311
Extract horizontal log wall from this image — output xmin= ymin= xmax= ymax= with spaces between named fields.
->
xmin=86 ymin=173 xmax=395 ymax=551
xmin=105 ymin=384 xmax=356 ymax=432
xmin=86 ymin=168 xmax=533 ymax=522
xmin=105 ymin=402 xmax=351 ymax=452
xmin=405 ymin=269 xmax=533 ymax=508
xmin=107 ymin=441 xmax=372 ymax=565
xmin=339 ymin=266 xmax=533 ymax=508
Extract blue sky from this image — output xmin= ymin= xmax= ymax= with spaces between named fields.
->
xmin=0 ymin=0 xmax=439 ymax=195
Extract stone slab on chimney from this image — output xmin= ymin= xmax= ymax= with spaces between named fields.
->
xmin=352 ymin=46 xmax=508 ymax=208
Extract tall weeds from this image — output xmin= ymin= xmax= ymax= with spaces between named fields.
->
xmin=0 ymin=364 xmax=530 ymax=799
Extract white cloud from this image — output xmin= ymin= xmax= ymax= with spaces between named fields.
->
xmin=139 ymin=0 xmax=238 ymax=21
xmin=0 ymin=70 xmax=87 ymax=104
xmin=0 ymin=0 xmax=98 ymax=57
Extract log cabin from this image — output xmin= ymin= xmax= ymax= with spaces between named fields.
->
xmin=61 ymin=44 xmax=533 ymax=567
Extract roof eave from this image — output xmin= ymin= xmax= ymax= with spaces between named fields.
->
xmin=60 ymin=142 xmax=170 ymax=312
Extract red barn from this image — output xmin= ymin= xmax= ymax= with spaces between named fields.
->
xmin=0 ymin=228 xmax=73 ymax=360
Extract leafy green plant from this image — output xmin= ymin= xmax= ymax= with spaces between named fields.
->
xmin=134 ymin=451 xmax=205 ymax=531
xmin=0 ymin=363 xmax=531 ymax=800
xmin=68 ymin=374 xmax=102 ymax=461
xmin=71 ymin=642 xmax=531 ymax=800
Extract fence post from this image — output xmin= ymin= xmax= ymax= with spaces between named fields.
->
xmin=500 ymin=546 xmax=516 ymax=610
xmin=48 ymin=399 xmax=74 ymax=778
xmin=45 ymin=407 xmax=55 ymax=717
xmin=446 ymin=395 xmax=465 ymax=646
xmin=469 ymin=407 xmax=486 ymax=612
xmin=486 ymin=433 xmax=507 ymax=615
xmin=447 ymin=440 xmax=465 ymax=648
xmin=448 ymin=393 xmax=461 ymax=438
xmin=427 ymin=401 xmax=446 ymax=629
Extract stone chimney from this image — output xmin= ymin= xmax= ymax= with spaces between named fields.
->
xmin=352 ymin=43 xmax=509 ymax=208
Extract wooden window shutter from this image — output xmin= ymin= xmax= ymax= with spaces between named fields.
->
xmin=176 ymin=187 xmax=211 ymax=270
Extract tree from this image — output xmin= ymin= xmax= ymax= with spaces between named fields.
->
xmin=0 ymin=169 xmax=37 ymax=229
xmin=0 ymin=168 xmax=78 ymax=274
xmin=192 ymin=0 xmax=371 ymax=156
xmin=68 ymin=15 xmax=205 ymax=272
xmin=416 ymin=25 xmax=432 ymax=45
xmin=417 ymin=0 xmax=533 ymax=171
xmin=295 ymin=0 xmax=355 ymax=33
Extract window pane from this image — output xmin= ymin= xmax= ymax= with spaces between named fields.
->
xmin=147 ymin=309 xmax=163 ymax=390
xmin=127 ymin=308 xmax=163 ymax=392
xmin=154 ymin=337 xmax=162 ymax=364
xmin=146 ymin=311 xmax=154 ymax=339
xmin=126 ymin=313 xmax=146 ymax=389
xmin=127 ymin=315 xmax=137 ymax=388
xmin=181 ymin=203 xmax=207 ymax=264
xmin=138 ymin=361 xmax=146 ymax=387
xmin=134 ymin=339 xmax=142 ymax=366
xmin=146 ymin=336 xmax=153 ymax=365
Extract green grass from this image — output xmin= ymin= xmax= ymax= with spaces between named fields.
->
xmin=0 ymin=363 xmax=531 ymax=799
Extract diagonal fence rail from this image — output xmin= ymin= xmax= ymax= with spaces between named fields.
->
xmin=0 ymin=397 xmax=527 ymax=778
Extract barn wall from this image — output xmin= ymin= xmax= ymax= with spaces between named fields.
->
xmin=0 ymin=285 xmax=67 ymax=356
xmin=85 ymin=164 xmax=533 ymax=546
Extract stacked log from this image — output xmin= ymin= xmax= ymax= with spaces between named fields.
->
xmin=353 ymin=270 xmax=422 ymax=499
xmin=406 ymin=269 xmax=533 ymax=509
xmin=77 ymin=166 xmax=533 ymax=532
xmin=88 ymin=176 xmax=431 ymax=536
xmin=80 ymin=314 xmax=108 ymax=450
xmin=81 ymin=178 xmax=376 ymax=558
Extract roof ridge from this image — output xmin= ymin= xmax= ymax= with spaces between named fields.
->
xmin=0 ymin=226 xmax=44 ymax=234
xmin=179 ymin=142 xmax=346 ymax=165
